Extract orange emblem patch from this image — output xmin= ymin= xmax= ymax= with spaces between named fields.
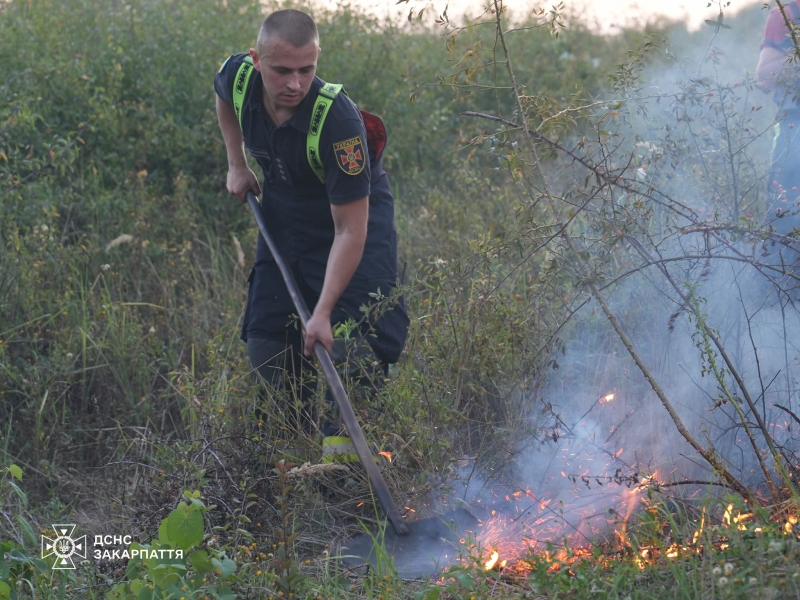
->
xmin=333 ymin=136 xmax=366 ymax=175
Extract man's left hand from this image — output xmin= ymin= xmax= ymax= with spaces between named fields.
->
xmin=304 ymin=310 xmax=334 ymax=357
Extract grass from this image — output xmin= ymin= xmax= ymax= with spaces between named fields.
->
xmin=2 ymin=0 xmax=799 ymax=598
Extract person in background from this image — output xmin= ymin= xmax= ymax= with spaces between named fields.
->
xmin=758 ymin=1 xmax=800 ymax=270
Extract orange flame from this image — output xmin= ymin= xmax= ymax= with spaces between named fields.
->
xmin=378 ymin=451 xmax=392 ymax=463
xmin=484 ymin=551 xmax=499 ymax=570
xmin=602 ymin=394 xmax=615 ymax=402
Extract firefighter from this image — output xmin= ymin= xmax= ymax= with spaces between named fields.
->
xmin=214 ymin=9 xmax=408 ymax=455
xmin=758 ymin=1 xmax=800 ymax=267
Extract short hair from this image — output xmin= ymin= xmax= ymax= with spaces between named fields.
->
xmin=257 ymin=9 xmax=319 ymax=50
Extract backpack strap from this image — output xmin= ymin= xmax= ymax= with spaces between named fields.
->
xmin=232 ymin=56 xmax=255 ymax=128
xmin=307 ymin=82 xmax=343 ymax=183
xmin=228 ymin=64 xmax=374 ymax=184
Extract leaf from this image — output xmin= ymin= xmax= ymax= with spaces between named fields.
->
xmin=158 ymin=517 xmax=172 ymax=547
xmin=165 ymin=504 xmax=204 ymax=551
xmin=137 ymin=584 xmax=160 ymax=600
xmin=211 ymin=556 xmax=236 ymax=579
xmin=704 ymin=19 xmax=717 ymax=26
xmin=188 ymin=550 xmax=214 ymax=573
xmin=453 ymin=570 xmax=473 ymax=589
xmin=8 ymin=465 xmax=21 ymax=481
xmin=0 ymin=581 xmax=10 ymax=600
xmin=215 ymin=586 xmax=237 ymax=600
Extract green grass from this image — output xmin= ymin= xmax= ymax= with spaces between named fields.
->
xmin=2 ymin=0 xmax=799 ymax=598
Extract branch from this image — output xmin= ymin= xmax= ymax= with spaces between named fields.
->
xmin=485 ymin=8 xmax=758 ymax=506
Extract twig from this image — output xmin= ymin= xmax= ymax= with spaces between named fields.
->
xmin=486 ymin=0 xmax=760 ymax=505
xmin=775 ymin=403 xmax=800 ymax=428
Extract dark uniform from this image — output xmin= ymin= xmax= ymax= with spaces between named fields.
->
xmin=215 ymin=54 xmax=409 ymax=430
xmin=762 ymin=2 xmax=800 ymax=266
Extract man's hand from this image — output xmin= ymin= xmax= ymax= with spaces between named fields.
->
xmin=303 ymin=310 xmax=334 ymax=356
xmin=302 ymin=196 xmax=369 ymax=357
xmin=227 ymin=164 xmax=261 ymax=203
xmin=216 ymin=95 xmax=260 ymax=202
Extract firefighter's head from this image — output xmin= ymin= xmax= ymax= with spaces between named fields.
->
xmin=250 ymin=10 xmax=320 ymax=114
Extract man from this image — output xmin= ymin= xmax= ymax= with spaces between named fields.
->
xmin=758 ymin=1 xmax=800 ymax=266
xmin=214 ymin=9 xmax=408 ymax=443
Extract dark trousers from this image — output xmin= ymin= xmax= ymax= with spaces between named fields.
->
xmin=246 ymin=334 xmax=387 ymax=437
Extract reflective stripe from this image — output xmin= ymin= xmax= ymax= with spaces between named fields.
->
xmin=307 ymin=83 xmax=343 ymax=183
xmin=322 ymin=435 xmax=357 ymax=464
xmin=229 ymin=63 xmax=342 ymax=183
xmin=773 ymin=122 xmax=781 ymax=156
xmin=232 ymin=56 xmax=254 ymax=129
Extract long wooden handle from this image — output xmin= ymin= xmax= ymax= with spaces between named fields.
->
xmin=246 ymin=191 xmax=409 ymax=536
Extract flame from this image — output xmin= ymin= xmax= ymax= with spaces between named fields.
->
xmin=785 ymin=515 xmax=798 ymax=534
xmin=723 ymin=503 xmax=733 ymax=526
xmin=692 ymin=508 xmax=706 ymax=545
xmin=602 ymin=394 xmax=615 ymax=402
xmin=378 ymin=451 xmax=392 ymax=463
xmin=484 ymin=551 xmax=499 ymax=570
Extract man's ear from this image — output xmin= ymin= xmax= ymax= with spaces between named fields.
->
xmin=249 ymin=48 xmax=261 ymax=71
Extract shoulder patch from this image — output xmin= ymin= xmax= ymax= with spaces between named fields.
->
xmin=333 ymin=136 xmax=366 ymax=176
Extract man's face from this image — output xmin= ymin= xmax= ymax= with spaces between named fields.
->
xmin=251 ymin=37 xmax=319 ymax=113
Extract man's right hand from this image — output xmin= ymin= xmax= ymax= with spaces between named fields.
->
xmin=216 ymin=95 xmax=260 ymax=202
xmin=226 ymin=164 xmax=261 ymax=203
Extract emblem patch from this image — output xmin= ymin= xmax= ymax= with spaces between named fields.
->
xmin=333 ymin=136 xmax=366 ymax=175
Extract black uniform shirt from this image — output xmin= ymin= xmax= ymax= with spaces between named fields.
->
xmin=214 ymin=54 xmax=397 ymax=267
xmin=214 ymin=54 xmax=406 ymax=362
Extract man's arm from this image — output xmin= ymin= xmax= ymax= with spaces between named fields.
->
xmin=303 ymin=196 xmax=369 ymax=356
xmin=757 ymin=46 xmax=790 ymax=91
xmin=216 ymin=95 xmax=260 ymax=202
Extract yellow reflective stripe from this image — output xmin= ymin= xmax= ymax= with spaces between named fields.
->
xmin=307 ymin=83 xmax=343 ymax=183
xmin=232 ymin=56 xmax=254 ymax=129
xmin=322 ymin=435 xmax=357 ymax=464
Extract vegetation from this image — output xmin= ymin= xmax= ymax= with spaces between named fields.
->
xmin=1 ymin=0 xmax=799 ymax=598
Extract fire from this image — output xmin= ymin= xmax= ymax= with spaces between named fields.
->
xmin=602 ymin=393 xmax=615 ymax=402
xmin=484 ymin=551 xmax=506 ymax=570
xmin=722 ymin=503 xmax=752 ymax=531
xmin=692 ymin=508 xmax=706 ymax=545
xmin=378 ymin=451 xmax=392 ymax=462
xmin=785 ymin=515 xmax=798 ymax=534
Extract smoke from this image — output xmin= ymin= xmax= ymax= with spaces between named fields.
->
xmin=437 ymin=2 xmax=799 ymax=558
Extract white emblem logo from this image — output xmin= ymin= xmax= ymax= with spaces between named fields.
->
xmin=41 ymin=524 xmax=86 ymax=569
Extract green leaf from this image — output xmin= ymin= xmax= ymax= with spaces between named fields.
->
xmin=453 ymin=571 xmax=473 ymax=590
xmin=0 ymin=581 xmax=9 ymax=600
xmin=8 ymin=465 xmax=22 ymax=481
xmin=215 ymin=586 xmax=237 ymax=600
xmin=211 ymin=556 xmax=236 ymax=579
xmin=0 ymin=560 xmax=9 ymax=581
xmin=137 ymin=584 xmax=160 ymax=600
xmin=149 ymin=561 xmax=185 ymax=588
xmin=165 ymin=504 xmax=203 ymax=551
xmin=158 ymin=518 xmax=171 ymax=547
xmin=188 ymin=549 xmax=213 ymax=573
